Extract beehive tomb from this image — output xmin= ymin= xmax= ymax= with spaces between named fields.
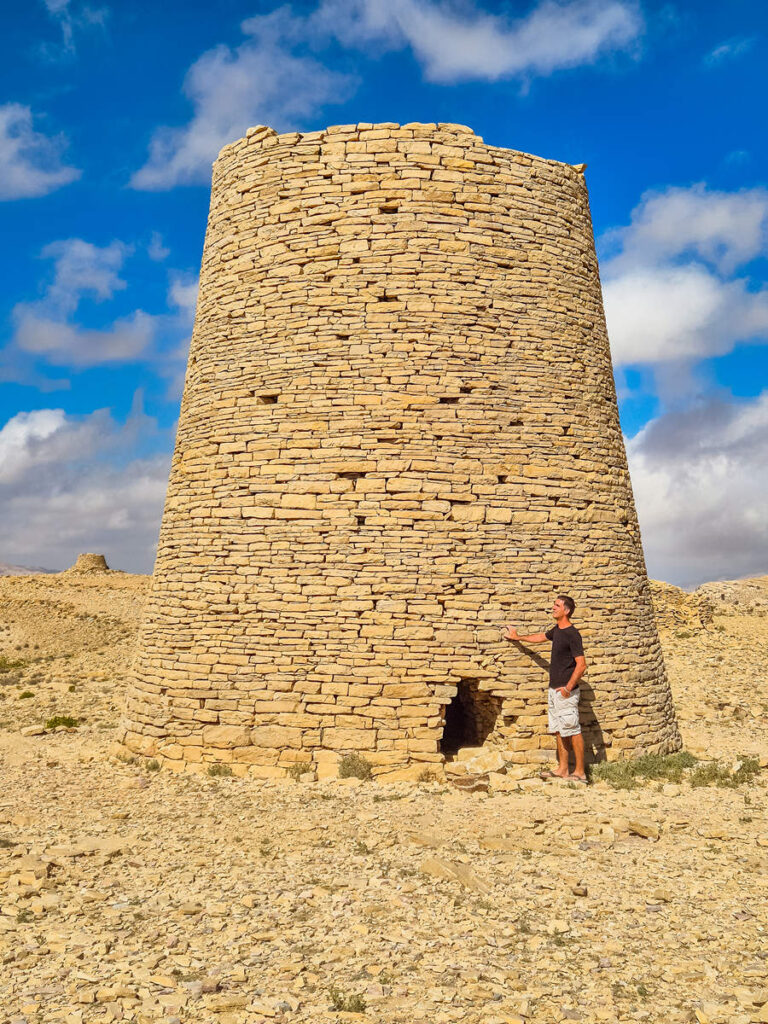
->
xmin=120 ymin=122 xmax=681 ymax=780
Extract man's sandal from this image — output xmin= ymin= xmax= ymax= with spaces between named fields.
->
xmin=566 ymin=774 xmax=588 ymax=784
xmin=540 ymin=770 xmax=564 ymax=780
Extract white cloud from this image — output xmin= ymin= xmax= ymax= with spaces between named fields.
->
xmin=604 ymin=183 xmax=768 ymax=275
xmin=0 ymin=103 xmax=80 ymax=200
xmin=157 ymin=274 xmax=198 ymax=399
xmin=130 ymin=9 xmax=352 ymax=190
xmin=0 ymin=409 xmax=67 ymax=483
xmin=39 ymin=238 xmax=129 ymax=313
xmin=602 ymin=184 xmax=768 ymax=365
xmin=0 ymin=402 xmax=169 ymax=573
xmin=167 ymin=273 xmax=199 ymax=323
xmin=148 ymin=232 xmax=170 ymax=261
xmin=604 ymin=265 xmax=768 ymax=364
xmin=7 ymin=238 xmax=158 ymax=368
xmin=41 ymin=0 xmax=107 ymax=52
xmin=320 ymin=0 xmax=643 ymax=83
xmin=132 ymin=0 xmax=642 ymax=190
xmin=12 ymin=308 xmax=157 ymax=366
xmin=704 ymin=35 xmax=756 ymax=67
xmin=1 ymin=238 xmax=198 ymax=390
xmin=627 ymin=393 xmax=768 ymax=587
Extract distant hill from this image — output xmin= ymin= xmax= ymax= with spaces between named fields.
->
xmin=0 ymin=562 xmax=56 ymax=577
xmin=695 ymin=575 xmax=768 ymax=615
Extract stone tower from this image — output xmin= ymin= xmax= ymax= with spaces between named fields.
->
xmin=120 ymin=122 xmax=680 ymax=780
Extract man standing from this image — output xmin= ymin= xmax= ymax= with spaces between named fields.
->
xmin=504 ymin=596 xmax=587 ymax=782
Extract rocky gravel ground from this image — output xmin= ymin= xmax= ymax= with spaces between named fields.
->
xmin=0 ymin=569 xmax=766 ymax=1024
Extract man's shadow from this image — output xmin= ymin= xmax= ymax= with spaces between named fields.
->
xmin=509 ymin=640 xmax=606 ymax=765
xmin=508 ymin=639 xmax=550 ymax=672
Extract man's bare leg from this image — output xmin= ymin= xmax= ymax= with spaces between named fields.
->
xmin=554 ymin=733 xmax=570 ymax=777
xmin=568 ymin=733 xmax=586 ymax=779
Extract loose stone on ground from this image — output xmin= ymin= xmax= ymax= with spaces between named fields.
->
xmin=0 ymin=570 xmax=766 ymax=1022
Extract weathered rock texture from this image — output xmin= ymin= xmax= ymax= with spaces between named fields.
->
xmin=121 ymin=121 xmax=680 ymax=778
xmin=649 ymin=581 xmax=714 ymax=634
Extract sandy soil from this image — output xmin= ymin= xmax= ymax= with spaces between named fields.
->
xmin=0 ymin=568 xmax=766 ymax=1024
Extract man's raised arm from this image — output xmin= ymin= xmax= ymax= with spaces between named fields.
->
xmin=503 ymin=626 xmax=548 ymax=643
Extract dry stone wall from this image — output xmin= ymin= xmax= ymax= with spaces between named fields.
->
xmin=68 ymin=553 xmax=110 ymax=574
xmin=120 ymin=121 xmax=681 ymax=779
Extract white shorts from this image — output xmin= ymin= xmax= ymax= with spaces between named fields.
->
xmin=548 ymin=687 xmax=581 ymax=737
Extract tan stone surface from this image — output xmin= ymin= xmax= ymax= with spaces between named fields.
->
xmin=0 ymin=568 xmax=766 ymax=1021
xmin=649 ymin=580 xmax=714 ymax=633
xmin=0 ymin=569 xmax=147 ymax=735
xmin=696 ymin=576 xmax=768 ymax=616
xmin=123 ymin=121 xmax=679 ymax=772
xmin=654 ymin=576 xmax=768 ymax=759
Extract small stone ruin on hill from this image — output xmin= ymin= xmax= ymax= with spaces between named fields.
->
xmin=68 ymin=553 xmax=110 ymax=574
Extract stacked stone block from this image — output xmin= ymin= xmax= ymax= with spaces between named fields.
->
xmin=120 ymin=122 xmax=681 ymax=779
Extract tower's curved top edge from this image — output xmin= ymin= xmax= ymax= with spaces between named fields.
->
xmin=215 ymin=122 xmax=586 ymax=176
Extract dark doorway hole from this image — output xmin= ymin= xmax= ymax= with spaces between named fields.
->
xmin=439 ymin=396 xmax=460 ymax=404
xmin=440 ymin=678 xmax=502 ymax=755
xmin=255 ymin=393 xmax=279 ymax=405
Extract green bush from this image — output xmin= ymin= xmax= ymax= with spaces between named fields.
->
xmin=0 ymin=656 xmax=27 ymax=673
xmin=328 ymin=985 xmax=367 ymax=1012
xmin=145 ymin=759 xmax=161 ymax=772
xmin=18 ymin=691 xmax=34 ymax=699
xmin=207 ymin=763 xmax=233 ymax=778
xmin=592 ymin=751 xmax=761 ymax=790
xmin=287 ymin=761 xmax=311 ymax=781
xmin=338 ymin=752 xmax=373 ymax=780
xmin=590 ymin=751 xmax=698 ymax=790
xmin=689 ymin=756 xmax=760 ymax=789
xmin=45 ymin=715 xmax=79 ymax=730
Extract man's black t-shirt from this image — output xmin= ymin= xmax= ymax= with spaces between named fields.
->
xmin=545 ymin=624 xmax=584 ymax=688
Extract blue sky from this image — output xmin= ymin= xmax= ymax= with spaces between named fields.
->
xmin=0 ymin=0 xmax=766 ymax=585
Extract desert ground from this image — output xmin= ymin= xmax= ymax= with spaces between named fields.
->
xmin=0 ymin=566 xmax=766 ymax=1024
